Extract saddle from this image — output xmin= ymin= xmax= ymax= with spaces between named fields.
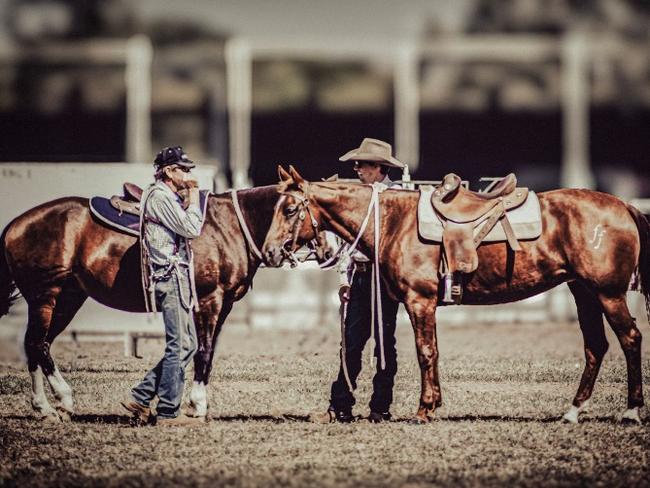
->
xmin=430 ymin=173 xmax=530 ymax=303
xmin=90 ymin=183 xmax=211 ymax=237
xmin=109 ymin=182 xmax=143 ymax=216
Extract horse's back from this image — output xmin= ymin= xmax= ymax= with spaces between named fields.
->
xmin=4 ymin=197 xmax=91 ymax=254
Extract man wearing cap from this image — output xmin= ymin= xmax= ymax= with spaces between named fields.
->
xmin=314 ymin=138 xmax=405 ymax=423
xmin=121 ymin=146 xmax=205 ymax=427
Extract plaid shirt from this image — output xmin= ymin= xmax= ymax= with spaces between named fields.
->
xmin=141 ymin=181 xmax=202 ymax=268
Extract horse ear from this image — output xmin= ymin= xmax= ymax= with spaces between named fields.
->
xmin=288 ymin=165 xmax=305 ymax=185
xmin=278 ymin=165 xmax=291 ymax=182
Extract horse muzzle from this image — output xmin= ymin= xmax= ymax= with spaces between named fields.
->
xmin=263 ymin=244 xmax=285 ymax=267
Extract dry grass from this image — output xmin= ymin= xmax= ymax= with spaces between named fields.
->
xmin=1 ymin=320 xmax=650 ymax=487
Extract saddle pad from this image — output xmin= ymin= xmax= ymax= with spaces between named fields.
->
xmin=418 ymin=185 xmax=542 ymax=243
xmin=90 ymin=190 xmax=211 ymax=237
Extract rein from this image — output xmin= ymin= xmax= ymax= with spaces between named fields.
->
xmin=230 ymin=189 xmax=264 ymax=261
xmin=279 ymin=183 xmax=389 ymax=373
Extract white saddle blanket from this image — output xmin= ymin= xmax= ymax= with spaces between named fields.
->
xmin=417 ymin=185 xmax=543 ymax=243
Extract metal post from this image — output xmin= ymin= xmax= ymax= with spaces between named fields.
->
xmin=394 ymin=43 xmax=420 ymax=172
xmin=561 ymin=30 xmax=595 ymax=189
xmin=226 ymin=38 xmax=252 ymax=188
xmin=125 ymin=35 xmax=153 ymax=163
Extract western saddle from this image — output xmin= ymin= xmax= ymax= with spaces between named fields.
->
xmin=431 ymin=173 xmax=529 ymax=303
xmin=109 ymin=182 xmax=143 ymax=216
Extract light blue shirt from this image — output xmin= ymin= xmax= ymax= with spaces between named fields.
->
xmin=141 ymin=181 xmax=203 ymax=268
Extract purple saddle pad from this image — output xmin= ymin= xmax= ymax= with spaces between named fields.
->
xmin=89 ymin=190 xmax=210 ymax=237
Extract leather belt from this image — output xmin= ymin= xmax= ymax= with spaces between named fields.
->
xmin=354 ymin=261 xmax=372 ymax=273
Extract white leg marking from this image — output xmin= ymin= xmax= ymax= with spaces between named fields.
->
xmin=621 ymin=407 xmax=641 ymax=425
xmin=30 ymin=366 xmax=58 ymax=418
xmin=47 ymin=368 xmax=74 ymax=414
xmin=188 ymin=381 xmax=208 ymax=417
xmin=562 ymin=399 xmax=590 ymax=424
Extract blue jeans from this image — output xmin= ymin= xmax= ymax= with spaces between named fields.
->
xmin=330 ymin=268 xmax=400 ymax=413
xmin=131 ymin=269 xmax=198 ymax=419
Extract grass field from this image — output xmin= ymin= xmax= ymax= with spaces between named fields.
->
xmin=1 ymin=318 xmax=650 ymax=487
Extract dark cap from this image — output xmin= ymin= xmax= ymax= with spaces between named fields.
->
xmin=154 ymin=146 xmax=195 ymax=169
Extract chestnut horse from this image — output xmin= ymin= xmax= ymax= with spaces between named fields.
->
xmin=0 ymin=185 xmax=326 ymax=421
xmin=263 ymin=166 xmax=650 ymax=424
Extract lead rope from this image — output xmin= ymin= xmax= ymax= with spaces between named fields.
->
xmin=369 ymin=260 xmax=376 ymax=368
xmin=340 ymin=299 xmax=353 ymax=392
xmin=230 ymin=189 xmax=264 ymax=260
xmin=373 ymin=185 xmax=386 ymax=370
xmin=139 ymin=186 xmax=157 ymax=314
xmin=326 ymin=184 xmax=386 ymax=372
xmin=318 ymin=185 xmax=380 ymax=271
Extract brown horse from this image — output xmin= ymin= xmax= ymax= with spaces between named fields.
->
xmin=0 ymin=185 xmax=328 ymax=421
xmin=262 ymin=166 xmax=650 ymax=424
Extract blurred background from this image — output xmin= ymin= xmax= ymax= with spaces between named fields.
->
xmin=1 ymin=0 xmax=649 ymax=193
xmin=0 ymin=0 xmax=649 ymax=352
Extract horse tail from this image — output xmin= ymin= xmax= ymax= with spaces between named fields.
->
xmin=627 ymin=204 xmax=650 ymax=321
xmin=0 ymin=224 xmax=20 ymax=318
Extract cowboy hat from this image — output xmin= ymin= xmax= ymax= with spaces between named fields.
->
xmin=338 ymin=138 xmax=405 ymax=169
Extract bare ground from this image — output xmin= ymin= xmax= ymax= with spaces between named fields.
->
xmin=1 ymin=319 xmax=650 ymax=487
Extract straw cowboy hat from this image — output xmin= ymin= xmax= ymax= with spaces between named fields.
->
xmin=339 ymin=138 xmax=406 ymax=169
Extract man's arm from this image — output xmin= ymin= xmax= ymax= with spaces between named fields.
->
xmin=147 ymin=189 xmax=202 ymax=238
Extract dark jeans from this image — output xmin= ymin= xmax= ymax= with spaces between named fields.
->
xmin=131 ymin=269 xmax=197 ymax=419
xmin=330 ymin=268 xmax=400 ymax=413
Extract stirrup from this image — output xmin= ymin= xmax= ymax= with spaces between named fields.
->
xmin=442 ymin=272 xmax=463 ymax=304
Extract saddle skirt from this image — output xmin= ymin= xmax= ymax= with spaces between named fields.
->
xmin=417 ymin=185 xmax=542 ymax=244
xmin=90 ymin=188 xmax=211 ymax=237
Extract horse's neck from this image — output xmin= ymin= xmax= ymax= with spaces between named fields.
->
xmin=229 ymin=186 xmax=279 ymax=252
xmin=318 ymin=184 xmax=413 ymax=257
xmin=318 ymin=184 xmax=380 ymax=254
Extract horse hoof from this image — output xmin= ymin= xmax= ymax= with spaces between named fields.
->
xmin=562 ymin=412 xmax=579 ymax=424
xmin=621 ymin=408 xmax=642 ymax=425
xmin=562 ymin=403 xmax=587 ymax=424
xmin=408 ymin=416 xmax=430 ymax=425
xmin=56 ymin=407 xmax=72 ymax=422
xmin=40 ymin=411 xmax=62 ymax=423
xmin=183 ymin=401 xmax=208 ymax=419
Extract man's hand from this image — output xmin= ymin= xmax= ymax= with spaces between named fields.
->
xmin=178 ymin=185 xmax=199 ymax=209
xmin=187 ymin=187 xmax=199 ymax=207
xmin=338 ymin=285 xmax=351 ymax=303
xmin=182 ymin=176 xmax=199 ymax=189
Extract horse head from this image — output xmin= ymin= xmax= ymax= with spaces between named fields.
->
xmin=263 ymin=165 xmax=332 ymax=267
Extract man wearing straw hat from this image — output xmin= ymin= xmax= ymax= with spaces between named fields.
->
xmin=312 ymin=138 xmax=406 ymax=424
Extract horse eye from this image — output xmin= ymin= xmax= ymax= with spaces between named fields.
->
xmin=285 ymin=205 xmax=298 ymax=216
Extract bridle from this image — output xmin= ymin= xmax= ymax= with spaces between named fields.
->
xmin=278 ymin=190 xmax=328 ymax=267
xmin=278 ymin=181 xmax=391 ymax=372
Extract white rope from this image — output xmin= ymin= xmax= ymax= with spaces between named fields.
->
xmin=373 ymin=186 xmax=386 ymax=370
xmin=340 ymin=301 xmax=354 ymax=392
xmin=329 ymin=184 xmax=386 ymax=371
xmin=311 ymin=183 xmax=388 ymax=376
xmin=230 ymin=189 xmax=264 ymax=260
xmin=369 ymin=261 xmax=376 ymax=368
xmin=318 ymin=185 xmax=379 ymax=270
